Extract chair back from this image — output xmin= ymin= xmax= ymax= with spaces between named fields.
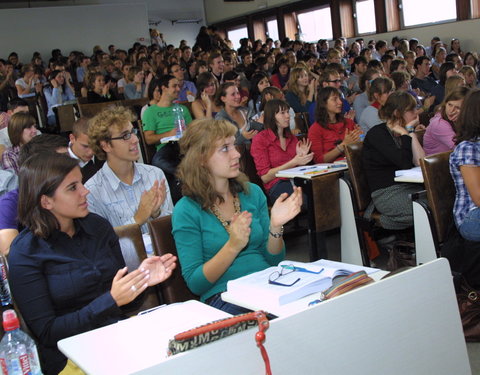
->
xmin=53 ymin=103 xmax=77 ymax=133
xmin=237 ymin=144 xmax=266 ymax=194
xmin=294 ymin=112 xmax=309 ymax=134
xmin=78 ymin=101 xmax=119 ymax=118
xmin=344 ymin=142 xmax=371 ymax=212
xmin=137 ymin=120 xmax=157 ymax=165
xmin=419 ymin=151 xmax=454 ymax=244
xmin=120 ymin=98 xmax=149 ymax=119
xmin=113 ymin=224 xmax=162 ymax=315
xmin=148 ymin=216 xmax=199 ymax=304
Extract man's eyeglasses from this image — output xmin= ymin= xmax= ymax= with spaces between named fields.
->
xmin=327 ymin=79 xmax=342 ymax=84
xmin=108 ymin=128 xmax=138 ymax=141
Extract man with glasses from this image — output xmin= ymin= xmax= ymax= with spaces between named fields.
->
xmin=168 ymin=62 xmax=196 ymax=102
xmin=85 ymin=106 xmax=173 ymax=238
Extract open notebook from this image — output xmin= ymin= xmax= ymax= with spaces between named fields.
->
xmin=226 ymin=260 xmax=379 ymax=308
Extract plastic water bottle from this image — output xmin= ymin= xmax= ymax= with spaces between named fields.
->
xmin=173 ymin=103 xmax=186 ymax=139
xmin=0 ymin=255 xmax=12 ymax=306
xmin=0 ymin=310 xmax=43 ymax=375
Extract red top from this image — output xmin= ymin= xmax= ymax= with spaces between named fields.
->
xmin=250 ymin=129 xmax=298 ymax=192
xmin=308 ymin=118 xmax=356 ymax=163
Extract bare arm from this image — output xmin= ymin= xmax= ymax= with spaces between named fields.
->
xmin=144 ymin=129 xmax=177 ymax=145
xmin=0 ymin=229 xmax=19 ymax=256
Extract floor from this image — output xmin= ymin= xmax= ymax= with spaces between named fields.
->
xmin=283 ymin=225 xmax=480 ymax=375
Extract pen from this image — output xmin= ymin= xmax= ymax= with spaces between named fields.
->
xmin=308 ymin=299 xmax=322 ymax=307
xmin=328 ymin=164 xmax=347 ymax=169
xmin=299 ymin=166 xmax=319 ymax=171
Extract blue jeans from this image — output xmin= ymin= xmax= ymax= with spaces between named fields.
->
xmin=458 ymin=207 xmax=480 ymax=242
xmin=206 ymin=293 xmax=251 ymax=315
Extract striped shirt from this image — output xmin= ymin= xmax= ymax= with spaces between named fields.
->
xmin=85 ymin=162 xmax=173 ymax=234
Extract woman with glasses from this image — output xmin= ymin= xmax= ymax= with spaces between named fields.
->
xmin=8 ymin=152 xmax=176 ymax=375
xmin=308 ymin=87 xmax=362 ymax=163
xmin=191 ymin=72 xmax=221 ymax=119
xmin=362 ymin=91 xmax=425 ymax=230
xmin=172 ymin=118 xmax=302 ymax=314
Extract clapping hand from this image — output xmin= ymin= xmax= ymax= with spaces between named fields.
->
xmin=270 ymin=186 xmax=303 ymax=228
xmin=228 ymin=211 xmax=252 ymax=253
xmin=242 ymin=128 xmax=258 ymax=140
xmin=139 ymin=253 xmax=177 ymax=286
xmin=296 ymin=138 xmax=312 ymax=156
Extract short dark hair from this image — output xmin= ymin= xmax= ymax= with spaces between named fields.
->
xmin=18 ymin=152 xmax=79 ymax=239
xmin=18 ymin=134 xmax=68 ymax=167
xmin=414 ymin=56 xmax=430 ymax=69
xmin=390 ymin=58 xmax=406 ymax=73
xmin=7 ymin=98 xmax=28 ymax=112
xmin=158 ymin=74 xmax=175 ymax=94
xmin=439 ymin=62 xmax=456 ymax=86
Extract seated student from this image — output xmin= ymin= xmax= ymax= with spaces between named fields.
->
xmin=450 ymin=89 xmax=480 ymax=241
xmin=359 ymin=77 xmax=394 ymax=134
xmin=85 ymin=106 xmax=174 ymax=236
xmin=123 ymin=66 xmax=146 ymax=100
xmin=86 ymin=72 xmax=115 ymax=103
xmin=68 ymin=117 xmax=104 ymax=183
xmin=8 ymin=152 xmax=177 ymax=375
xmin=460 ymin=65 xmax=477 ymax=89
xmin=411 ymin=56 xmax=438 ymax=95
xmin=15 ymin=64 xmax=42 ymax=98
xmin=430 ymin=62 xmax=457 ymax=106
xmin=424 ymin=87 xmax=469 ymax=155
xmin=362 ymin=91 xmax=425 ymax=230
xmin=353 ymin=68 xmax=381 ymax=122
xmin=247 ymin=72 xmax=270 ymax=117
xmin=223 ymin=70 xmax=249 ymax=107
xmin=140 ymin=78 xmax=161 ymax=119
xmin=0 ymin=134 xmax=68 ymax=256
xmin=172 ymin=118 xmax=302 ymax=314
xmin=168 ymin=62 xmax=197 ymax=102
xmin=308 ymin=87 xmax=362 ymax=163
xmin=0 ymin=99 xmax=30 ymax=155
xmin=251 ymin=99 xmax=313 ymax=202
xmin=142 ymin=74 xmax=192 ymax=202
xmin=43 ymin=70 xmax=76 ymax=127
xmin=285 ymin=67 xmax=317 ymax=113
xmin=270 ymin=58 xmax=290 ymax=90
xmin=191 ymin=72 xmax=221 ymax=119
xmin=215 ymin=82 xmax=258 ymax=145
xmin=1 ymin=112 xmax=38 ymax=173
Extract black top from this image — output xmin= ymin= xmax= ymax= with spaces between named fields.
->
xmin=81 ymin=157 xmax=105 ymax=184
xmin=86 ymin=91 xmax=114 ymax=104
xmin=8 ymin=214 xmax=129 ymax=375
xmin=362 ymin=123 xmax=414 ymax=193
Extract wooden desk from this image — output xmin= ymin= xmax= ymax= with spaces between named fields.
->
xmin=294 ymin=170 xmax=344 ymax=261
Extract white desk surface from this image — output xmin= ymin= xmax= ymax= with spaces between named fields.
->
xmin=394 ymin=175 xmax=424 ymax=183
xmin=222 ymin=259 xmax=388 ymax=317
xmin=57 ymin=300 xmax=230 ymax=375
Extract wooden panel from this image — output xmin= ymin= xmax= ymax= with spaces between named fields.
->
xmin=385 ymin=0 xmax=400 ymax=31
xmin=312 ymin=172 xmax=341 ymax=232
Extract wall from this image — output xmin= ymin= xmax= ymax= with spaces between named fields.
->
xmin=204 ymin=0 xmax=301 ymax=24
xmin=0 ymin=3 xmax=150 ymax=62
xmin=357 ymin=18 xmax=480 ymax=56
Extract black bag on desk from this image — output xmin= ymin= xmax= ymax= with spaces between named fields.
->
xmin=386 ymin=240 xmax=416 ymax=271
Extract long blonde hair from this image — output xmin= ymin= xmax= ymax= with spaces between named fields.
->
xmin=177 ymin=119 xmax=249 ymax=209
xmin=287 ymin=67 xmax=310 ymax=106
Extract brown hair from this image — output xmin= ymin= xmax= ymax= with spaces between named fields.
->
xmin=440 ymin=86 xmax=469 ymax=122
xmin=455 ymin=88 xmax=480 ymax=144
xmin=8 ymin=112 xmax=36 ymax=147
xmin=88 ymin=106 xmax=135 ymax=160
xmin=177 ymin=118 xmax=248 ymax=209
xmin=378 ymin=91 xmax=416 ymax=126
xmin=214 ymin=82 xmax=236 ymax=107
xmin=263 ymin=99 xmax=291 ymax=138
xmin=367 ymin=77 xmax=394 ymax=102
xmin=287 ymin=67 xmax=310 ymax=106
xmin=18 ymin=152 xmax=79 ymax=239
xmin=72 ymin=117 xmax=91 ymax=137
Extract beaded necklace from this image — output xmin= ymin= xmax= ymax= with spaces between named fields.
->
xmin=211 ymin=195 xmax=241 ymax=233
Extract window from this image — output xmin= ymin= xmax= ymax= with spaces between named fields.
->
xmin=267 ymin=19 xmax=279 ymax=42
xmin=356 ymin=0 xmax=376 ymax=34
xmin=401 ymin=0 xmax=456 ymax=27
xmin=228 ymin=26 xmax=248 ymax=50
xmin=297 ymin=7 xmax=333 ymax=42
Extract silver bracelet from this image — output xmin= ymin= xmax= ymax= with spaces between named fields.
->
xmin=269 ymin=226 xmax=284 ymax=238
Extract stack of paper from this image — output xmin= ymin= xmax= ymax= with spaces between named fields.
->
xmin=276 ymin=163 xmax=348 ymax=179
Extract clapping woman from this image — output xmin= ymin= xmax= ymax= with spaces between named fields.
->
xmin=251 ymin=99 xmax=313 ymax=202
xmin=8 ymin=152 xmax=176 ymax=375
xmin=172 ymin=119 xmax=303 ymax=314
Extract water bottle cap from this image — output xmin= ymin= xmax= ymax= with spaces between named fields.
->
xmin=2 ymin=309 xmax=20 ymax=331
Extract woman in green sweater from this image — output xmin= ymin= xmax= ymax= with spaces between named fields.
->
xmin=172 ymin=118 xmax=302 ymax=314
